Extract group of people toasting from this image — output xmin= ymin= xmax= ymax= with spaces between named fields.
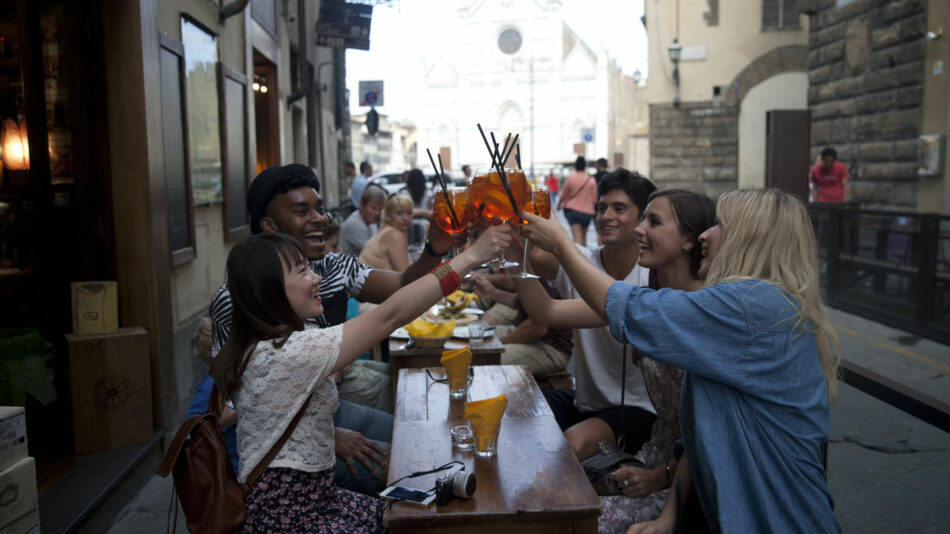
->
xmin=208 ymin=126 xmax=841 ymax=533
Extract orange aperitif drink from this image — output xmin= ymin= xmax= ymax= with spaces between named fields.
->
xmin=433 ymin=187 xmax=473 ymax=234
xmin=527 ymin=188 xmax=552 ymax=218
xmin=469 ymin=169 xmax=529 ymax=222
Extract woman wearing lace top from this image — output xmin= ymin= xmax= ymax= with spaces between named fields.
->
xmin=212 ymin=228 xmax=510 ymax=533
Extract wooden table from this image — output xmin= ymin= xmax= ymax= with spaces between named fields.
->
xmin=388 ymin=334 xmax=504 ymax=396
xmin=386 ymin=365 xmax=601 ymax=533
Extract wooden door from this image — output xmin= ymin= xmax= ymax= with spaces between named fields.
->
xmin=765 ymin=109 xmax=811 ymax=203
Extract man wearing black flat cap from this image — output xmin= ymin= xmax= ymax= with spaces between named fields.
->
xmin=206 ymin=163 xmax=459 ymax=495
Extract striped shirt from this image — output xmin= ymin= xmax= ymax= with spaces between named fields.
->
xmin=210 ymin=252 xmax=374 ymax=356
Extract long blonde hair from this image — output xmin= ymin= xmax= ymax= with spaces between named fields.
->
xmin=704 ymin=189 xmax=840 ymax=400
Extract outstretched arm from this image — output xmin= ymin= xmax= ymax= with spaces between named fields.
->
xmin=337 ymin=226 xmax=511 ymax=372
xmin=520 ymin=212 xmax=616 ymax=322
xmin=358 ymin=220 xmax=459 ymax=303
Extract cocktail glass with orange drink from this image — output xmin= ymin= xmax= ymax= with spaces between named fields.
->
xmin=432 ymin=186 xmax=474 ymax=257
xmin=470 ymin=167 xmax=529 ymax=268
xmin=509 ymin=180 xmax=551 ymax=279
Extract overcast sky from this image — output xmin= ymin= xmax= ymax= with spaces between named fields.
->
xmin=345 ymin=0 xmax=648 ymax=122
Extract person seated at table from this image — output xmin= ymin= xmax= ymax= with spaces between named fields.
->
xmin=213 ymin=226 xmax=509 ymax=531
xmin=521 ymin=188 xmax=841 ymax=533
xmin=324 ymin=220 xmax=342 ymax=253
xmin=341 ymin=184 xmax=386 ymax=256
xmin=359 ymin=194 xmax=414 ymax=271
xmin=470 ymin=272 xmax=573 ymax=377
xmin=514 ymin=169 xmax=659 ymax=461
xmin=209 ymin=164 xmax=466 ymax=494
xmin=468 ymin=270 xmax=519 ymax=326
xmin=513 ymin=189 xmax=714 ymax=533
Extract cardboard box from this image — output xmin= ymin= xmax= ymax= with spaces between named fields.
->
xmin=0 ymin=407 xmax=27 ymax=473
xmin=70 ymin=281 xmax=119 ymax=335
xmin=66 ymin=327 xmax=152 ymax=454
xmin=0 ymin=509 xmax=39 ymax=534
xmin=0 ymin=458 xmax=37 ymax=526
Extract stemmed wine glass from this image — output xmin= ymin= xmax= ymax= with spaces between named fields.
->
xmin=432 ymin=186 xmax=474 ymax=258
xmin=509 ymin=180 xmax=551 ymax=279
xmin=470 ymin=168 xmax=529 ymax=269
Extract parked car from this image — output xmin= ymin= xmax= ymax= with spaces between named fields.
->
xmin=368 ymin=171 xmax=406 ymax=195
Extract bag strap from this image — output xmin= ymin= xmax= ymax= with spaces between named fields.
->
xmin=155 ymin=413 xmax=214 ymax=477
xmin=240 ymin=390 xmax=314 ymax=495
xmin=559 ymin=174 xmax=595 ymax=208
xmin=617 ymin=342 xmax=628 ymax=451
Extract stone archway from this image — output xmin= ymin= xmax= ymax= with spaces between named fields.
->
xmin=723 ymin=45 xmax=809 ymax=106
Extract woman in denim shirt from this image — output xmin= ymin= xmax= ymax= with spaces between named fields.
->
xmin=521 ymin=189 xmax=841 ymax=534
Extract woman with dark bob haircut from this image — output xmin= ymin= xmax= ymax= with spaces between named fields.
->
xmin=212 ymin=228 xmax=510 ymax=532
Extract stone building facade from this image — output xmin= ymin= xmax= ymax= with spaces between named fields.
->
xmin=649 ymin=103 xmax=739 ymax=200
xmin=807 ymin=0 xmax=927 ymax=209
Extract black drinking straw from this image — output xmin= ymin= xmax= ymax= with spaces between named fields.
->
xmin=476 ymin=124 xmax=522 ymax=217
xmin=515 ymin=143 xmax=522 ymax=169
xmin=426 ymin=148 xmax=460 ymax=229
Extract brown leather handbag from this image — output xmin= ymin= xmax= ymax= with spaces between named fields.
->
xmin=156 ymin=381 xmax=313 ymax=533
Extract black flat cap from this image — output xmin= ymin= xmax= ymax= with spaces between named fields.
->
xmin=247 ymin=164 xmax=320 ymax=234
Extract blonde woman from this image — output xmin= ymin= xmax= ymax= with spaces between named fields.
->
xmin=521 ymin=189 xmax=841 ymax=533
xmin=359 ymin=194 xmax=414 ymax=271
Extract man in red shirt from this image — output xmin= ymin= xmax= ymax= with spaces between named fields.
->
xmin=809 ymin=147 xmax=849 ymax=202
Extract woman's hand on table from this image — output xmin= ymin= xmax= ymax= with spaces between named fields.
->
xmin=335 ymin=427 xmax=388 ymax=478
xmin=610 ymin=464 xmax=669 ymax=498
xmin=627 ymin=516 xmax=674 ymax=534
xmin=519 ymin=211 xmax=572 ymax=256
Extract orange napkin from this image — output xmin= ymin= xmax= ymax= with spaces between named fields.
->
xmin=464 ymin=394 xmax=508 ymax=426
xmin=440 ymin=346 xmax=473 ymax=374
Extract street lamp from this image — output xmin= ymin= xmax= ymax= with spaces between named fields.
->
xmin=668 ymin=39 xmax=682 ymax=107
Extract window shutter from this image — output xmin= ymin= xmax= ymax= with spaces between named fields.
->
xmin=782 ymin=0 xmax=801 ymax=29
xmin=762 ymin=0 xmax=779 ymax=30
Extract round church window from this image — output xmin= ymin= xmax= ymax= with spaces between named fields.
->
xmin=498 ymin=28 xmax=522 ymax=55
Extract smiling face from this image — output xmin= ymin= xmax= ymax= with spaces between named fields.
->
xmin=697 ymin=223 xmax=722 ymax=280
xmin=283 ymin=257 xmax=323 ymax=321
xmin=596 ymin=188 xmax=642 ymax=247
xmin=634 ymin=196 xmax=692 ymax=271
xmin=261 ymin=186 xmax=329 ymax=260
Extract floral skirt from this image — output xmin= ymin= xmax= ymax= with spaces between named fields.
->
xmin=598 ymin=488 xmax=668 ymax=534
xmin=243 ymin=467 xmax=386 ymax=533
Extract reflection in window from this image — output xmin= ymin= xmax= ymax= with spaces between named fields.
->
xmin=181 ymin=18 xmax=222 ymax=204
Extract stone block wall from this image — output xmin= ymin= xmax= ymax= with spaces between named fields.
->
xmin=649 ymin=102 xmax=739 ymax=200
xmin=809 ymin=0 xmax=927 ymax=209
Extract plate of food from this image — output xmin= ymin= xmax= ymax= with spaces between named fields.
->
xmin=424 ymin=308 xmax=480 ymax=326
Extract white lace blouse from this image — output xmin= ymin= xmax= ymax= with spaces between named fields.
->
xmin=233 ymin=325 xmax=342 ymax=483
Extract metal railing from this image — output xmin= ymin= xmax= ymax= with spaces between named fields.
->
xmin=809 ymin=204 xmax=950 ymax=433
xmin=808 ymin=205 xmax=950 ymax=345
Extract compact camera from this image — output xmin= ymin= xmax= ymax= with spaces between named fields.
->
xmin=435 ymin=470 xmax=476 ymax=505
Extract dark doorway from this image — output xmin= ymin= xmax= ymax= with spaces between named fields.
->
xmin=765 ymin=109 xmax=811 ymax=203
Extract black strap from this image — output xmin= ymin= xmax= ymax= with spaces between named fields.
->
xmin=618 ymin=343 xmax=628 ymax=451
xmin=558 ymin=174 xmax=596 ymax=208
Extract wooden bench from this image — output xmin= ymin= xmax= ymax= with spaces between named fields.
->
xmin=386 ymin=365 xmax=601 ymax=533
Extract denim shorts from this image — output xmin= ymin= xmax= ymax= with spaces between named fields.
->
xmin=563 ymin=208 xmax=594 ymax=228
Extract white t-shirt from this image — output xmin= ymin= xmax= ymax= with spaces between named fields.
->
xmin=555 ymin=245 xmax=654 ymax=413
xmin=233 ymin=325 xmax=343 ymax=483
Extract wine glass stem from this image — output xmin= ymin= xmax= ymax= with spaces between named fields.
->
xmin=521 ymin=239 xmax=531 ymax=274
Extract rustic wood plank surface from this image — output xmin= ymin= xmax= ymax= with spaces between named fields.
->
xmin=389 ymin=335 xmax=504 ymax=398
xmin=386 ymin=365 xmax=601 ymax=532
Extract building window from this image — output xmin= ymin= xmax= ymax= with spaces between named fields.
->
xmin=762 ymin=0 xmax=800 ymax=31
xmin=181 ymin=17 xmax=223 ymax=205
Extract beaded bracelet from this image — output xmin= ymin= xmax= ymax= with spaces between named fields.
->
xmin=431 ymin=260 xmax=461 ymax=297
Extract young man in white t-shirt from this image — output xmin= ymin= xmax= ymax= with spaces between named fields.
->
xmin=515 ymin=168 xmax=658 ymax=460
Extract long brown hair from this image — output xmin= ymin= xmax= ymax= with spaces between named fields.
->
xmin=210 ymin=233 xmax=307 ymax=395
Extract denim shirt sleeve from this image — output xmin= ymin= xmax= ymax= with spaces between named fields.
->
xmin=606 ymin=280 xmax=753 ymax=388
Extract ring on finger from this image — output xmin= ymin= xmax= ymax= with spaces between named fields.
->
xmin=618 ymin=480 xmax=629 ymax=489
xmin=346 ymin=458 xmax=355 ymax=465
